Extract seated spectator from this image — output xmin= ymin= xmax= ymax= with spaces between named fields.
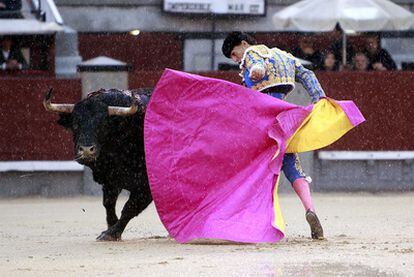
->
xmin=330 ymin=24 xmax=354 ymax=66
xmin=320 ymin=50 xmax=339 ymax=71
xmin=292 ymin=36 xmax=323 ymax=70
xmin=0 ymin=0 xmax=21 ymax=10
xmin=352 ymin=52 xmax=369 ymax=72
xmin=0 ymin=0 xmax=22 ymax=18
xmin=364 ymin=36 xmax=397 ymax=71
xmin=1 ymin=36 xmax=28 ymax=71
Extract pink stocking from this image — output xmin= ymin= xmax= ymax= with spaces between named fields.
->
xmin=292 ymin=178 xmax=315 ymax=212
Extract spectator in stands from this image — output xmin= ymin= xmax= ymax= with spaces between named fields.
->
xmin=330 ymin=24 xmax=354 ymax=66
xmin=320 ymin=50 xmax=339 ymax=71
xmin=0 ymin=36 xmax=28 ymax=70
xmin=352 ymin=52 xmax=369 ymax=72
xmin=364 ymin=36 xmax=397 ymax=71
xmin=0 ymin=0 xmax=21 ymax=10
xmin=0 ymin=0 xmax=22 ymax=18
xmin=292 ymin=36 xmax=323 ymax=70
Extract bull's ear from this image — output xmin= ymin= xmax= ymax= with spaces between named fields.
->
xmin=57 ymin=113 xmax=73 ymax=129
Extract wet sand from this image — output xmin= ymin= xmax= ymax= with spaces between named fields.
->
xmin=0 ymin=193 xmax=413 ymax=276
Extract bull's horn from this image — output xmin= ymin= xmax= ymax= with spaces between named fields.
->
xmin=107 ymin=91 xmax=139 ymax=116
xmin=43 ymin=88 xmax=74 ymax=113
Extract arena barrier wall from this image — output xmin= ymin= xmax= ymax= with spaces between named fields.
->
xmin=0 ymin=77 xmax=81 ymax=161
xmin=1 ymin=71 xmax=412 ymax=161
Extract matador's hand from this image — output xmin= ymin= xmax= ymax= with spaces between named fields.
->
xmin=249 ymin=65 xmax=266 ymax=81
xmin=313 ymin=96 xmax=327 ymax=104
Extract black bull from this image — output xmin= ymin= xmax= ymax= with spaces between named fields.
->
xmin=44 ymin=88 xmax=153 ymax=241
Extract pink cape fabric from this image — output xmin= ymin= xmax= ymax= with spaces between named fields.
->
xmin=144 ymin=69 xmax=361 ymax=243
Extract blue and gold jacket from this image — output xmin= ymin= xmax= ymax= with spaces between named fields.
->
xmin=240 ymin=45 xmax=325 ymax=103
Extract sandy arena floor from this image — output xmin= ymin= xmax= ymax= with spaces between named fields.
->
xmin=0 ymin=193 xmax=413 ymax=276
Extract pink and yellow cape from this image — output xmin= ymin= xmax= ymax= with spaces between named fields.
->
xmin=144 ymin=69 xmax=365 ymax=243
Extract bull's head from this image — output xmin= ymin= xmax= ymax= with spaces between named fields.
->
xmin=43 ymin=88 xmax=139 ymax=166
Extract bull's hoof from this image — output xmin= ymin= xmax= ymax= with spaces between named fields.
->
xmin=96 ymin=230 xmax=122 ymax=241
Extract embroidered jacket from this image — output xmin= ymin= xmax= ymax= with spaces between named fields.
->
xmin=240 ymin=45 xmax=325 ymax=103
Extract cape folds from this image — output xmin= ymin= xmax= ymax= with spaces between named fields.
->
xmin=144 ymin=69 xmax=364 ymax=243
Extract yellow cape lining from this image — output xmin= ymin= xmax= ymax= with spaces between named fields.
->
xmin=272 ymin=98 xmax=354 ymax=232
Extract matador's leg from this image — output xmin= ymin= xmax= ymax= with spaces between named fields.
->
xmin=282 ymin=153 xmax=324 ymax=239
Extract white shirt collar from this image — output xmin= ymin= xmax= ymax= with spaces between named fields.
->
xmin=2 ymin=50 xmax=10 ymax=58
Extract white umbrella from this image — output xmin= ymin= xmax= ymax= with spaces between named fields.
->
xmin=273 ymin=0 xmax=414 ymax=64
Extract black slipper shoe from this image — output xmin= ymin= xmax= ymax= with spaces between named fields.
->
xmin=306 ymin=209 xmax=324 ymax=240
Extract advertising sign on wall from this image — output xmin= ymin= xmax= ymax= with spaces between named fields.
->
xmin=163 ymin=0 xmax=266 ymax=16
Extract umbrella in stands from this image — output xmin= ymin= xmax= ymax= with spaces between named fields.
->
xmin=272 ymin=0 xmax=414 ymax=64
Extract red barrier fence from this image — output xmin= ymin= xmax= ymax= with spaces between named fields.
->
xmin=0 ymin=77 xmax=81 ymax=160
xmin=130 ymin=70 xmax=414 ymax=151
xmin=0 ymin=71 xmax=412 ymax=161
xmin=79 ymin=33 xmax=183 ymax=71
xmin=318 ymin=71 xmax=413 ymax=151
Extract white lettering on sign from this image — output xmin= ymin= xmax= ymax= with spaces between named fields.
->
xmin=167 ymin=2 xmax=212 ymax=13
xmin=164 ymin=0 xmax=265 ymax=15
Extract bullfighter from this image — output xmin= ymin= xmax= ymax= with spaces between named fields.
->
xmin=221 ymin=31 xmax=325 ymax=239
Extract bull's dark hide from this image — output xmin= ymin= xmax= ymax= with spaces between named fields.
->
xmin=57 ymin=88 xmax=152 ymax=241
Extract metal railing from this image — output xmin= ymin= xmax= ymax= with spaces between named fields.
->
xmin=30 ymin=0 xmax=63 ymax=24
